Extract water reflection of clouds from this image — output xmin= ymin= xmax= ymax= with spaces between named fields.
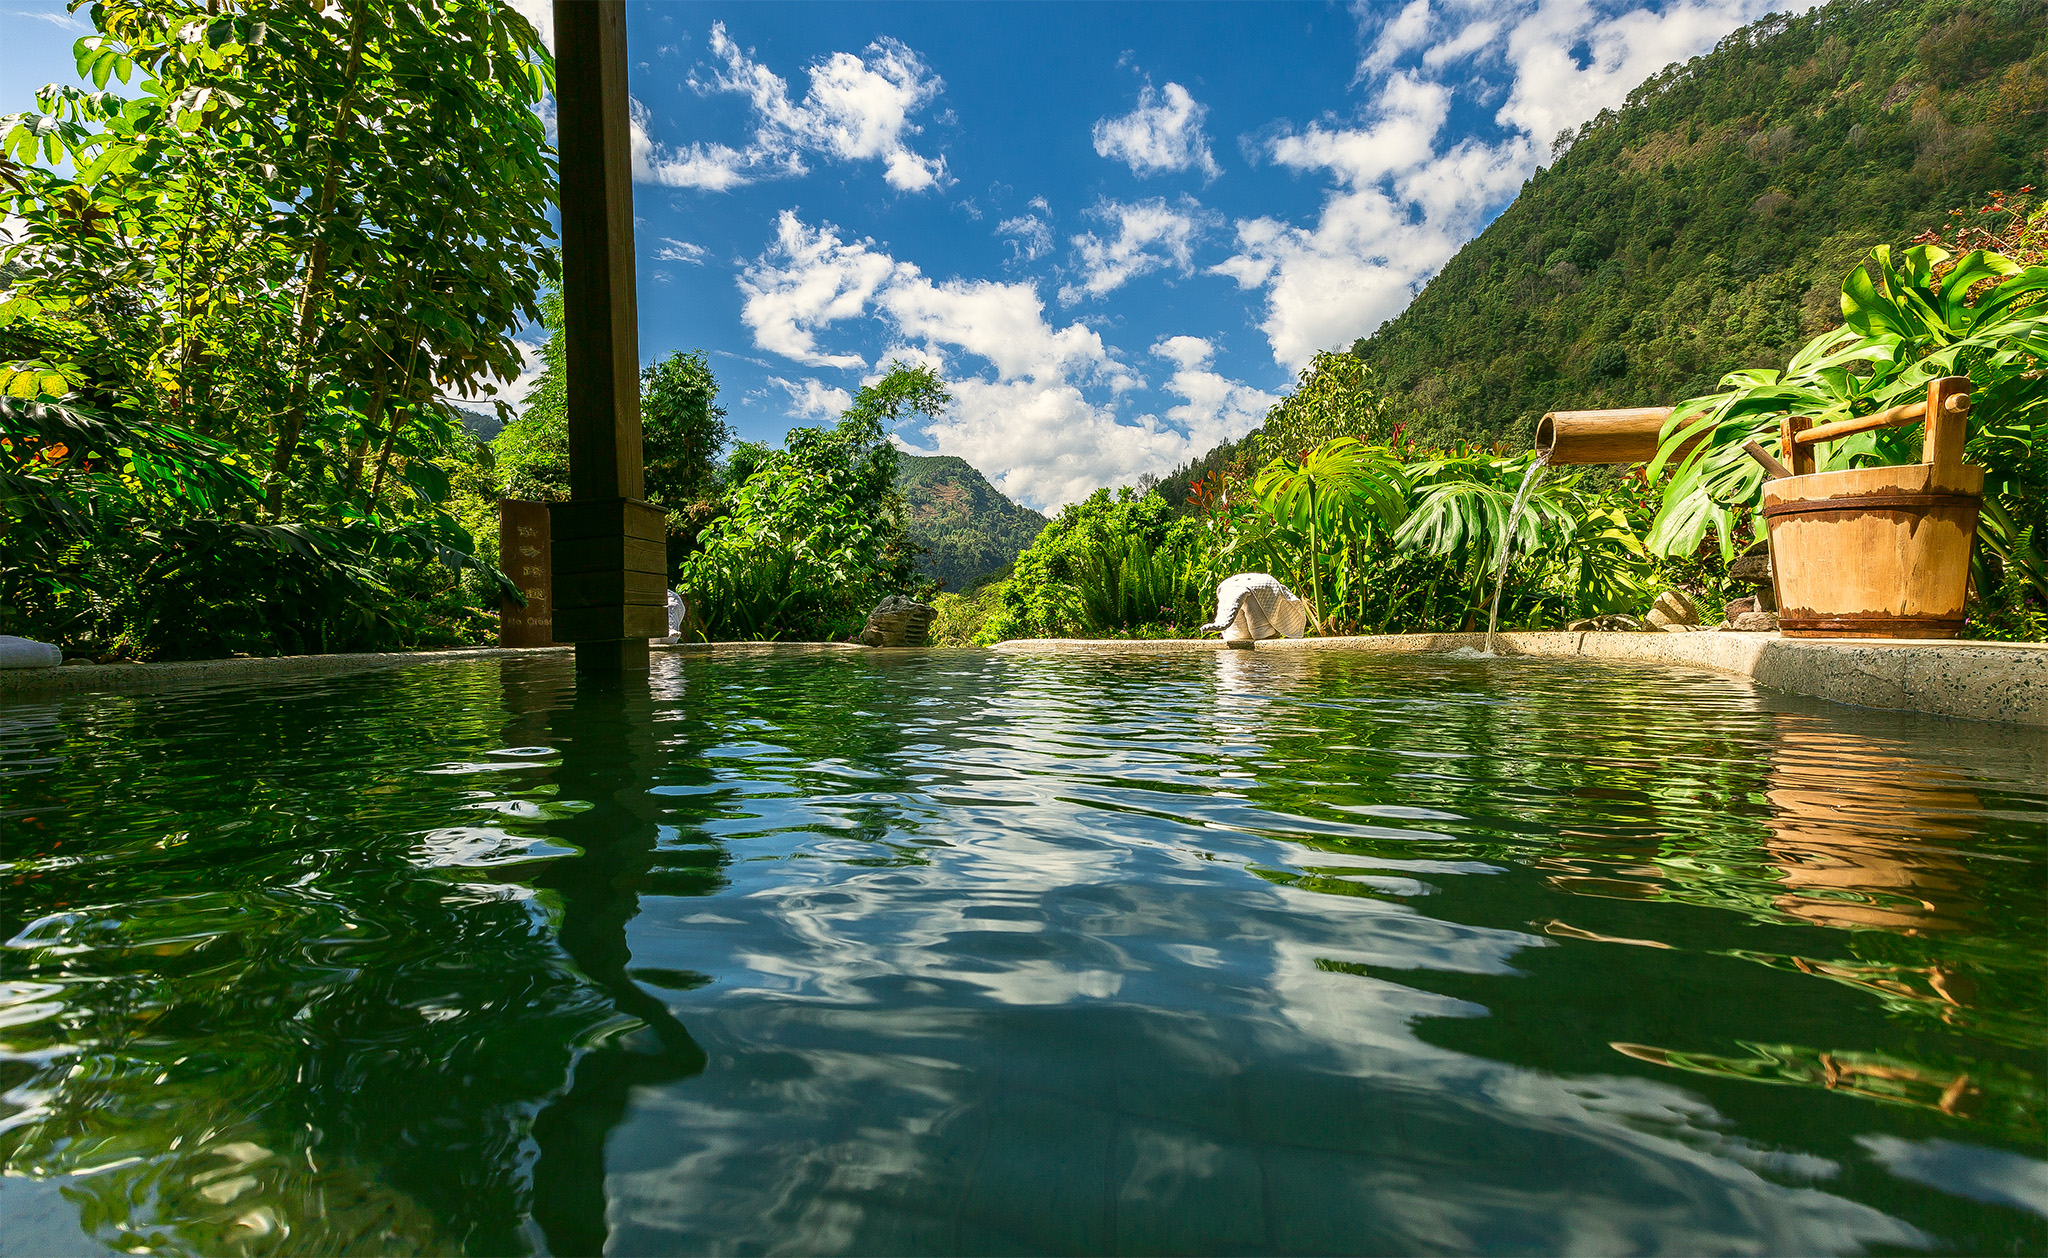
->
xmin=585 ymin=652 xmax=2043 ymax=1253
xmin=600 ymin=883 xmax=1933 ymax=1253
xmin=9 ymin=650 xmax=2041 ymax=1255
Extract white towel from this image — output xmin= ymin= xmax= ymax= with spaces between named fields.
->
xmin=1201 ymin=574 xmax=1309 ymax=642
xmin=0 ymin=635 xmax=63 ymax=668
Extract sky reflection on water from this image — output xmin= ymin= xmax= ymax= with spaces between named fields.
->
xmin=2 ymin=649 xmax=2043 ymax=1255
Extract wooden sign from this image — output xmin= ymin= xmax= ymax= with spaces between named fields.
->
xmin=498 ymin=499 xmax=554 ymax=647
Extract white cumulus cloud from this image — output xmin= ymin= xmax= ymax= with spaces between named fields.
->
xmin=1150 ymin=336 xmax=1278 ymax=439
xmin=1219 ymin=0 xmax=1790 ymax=368
xmin=633 ymin=22 xmax=949 ymax=193
xmin=738 ymin=213 xmax=1274 ymax=509
xmin=1092 ymin=81 xmax=1222 ymax=180
xmin=768 ymin=376 xmax=855 ymax=421
xmin=1059 ymin=197 xmax=1214 ymax=305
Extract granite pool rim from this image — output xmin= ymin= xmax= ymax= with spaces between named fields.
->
xmin=3 ymin=632 xmax=2041 ymax=727
xmin=993 ymin=630 xmax=2048 ymax=728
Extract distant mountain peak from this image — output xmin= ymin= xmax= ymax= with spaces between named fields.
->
xmin=896 ymin=454 xmax=1046 ymax=592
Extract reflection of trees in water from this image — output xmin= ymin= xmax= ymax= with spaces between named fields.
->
xmin=524 ymin=650 xmax=929 ymax=1254
xmin=1177 ymin=651 xmax=2044 ymax=1146
xmin=0 ymin=662 xmax=728 ymax=1255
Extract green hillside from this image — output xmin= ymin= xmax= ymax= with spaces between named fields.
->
xmin=1352 ymin=0 xmax=2047 ymax=448
xmin=897 ymin=454 xmax=1047 ymax=592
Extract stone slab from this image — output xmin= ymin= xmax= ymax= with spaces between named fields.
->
xmin=0 ymin=640 xmax=882 ymax=702
xmin=0 ymin=645 xmax=576 ymax=699
xmin=993 ymin=631 xmax=2048 ymax=728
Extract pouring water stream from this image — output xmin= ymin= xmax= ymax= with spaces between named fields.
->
xmin=1482 ymin=452 xmax=1550 ymax=655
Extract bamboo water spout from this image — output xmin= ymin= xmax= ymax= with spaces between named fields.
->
xmin=1534 ymin=407 xmax=1682 ymax=465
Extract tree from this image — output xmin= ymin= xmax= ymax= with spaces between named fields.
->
xmin=1258 ymin=351 xmax=1400 ymax=461
xmin=641 ymin=350 xmax=731 ymax=507
xmin=675 ymin=363 xmax=942 ymax=640
xmin=0 ymin=0 xmax=554 ymax=657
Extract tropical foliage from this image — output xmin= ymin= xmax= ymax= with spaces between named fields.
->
xmin=0 ymin=0 xmax=554 ymax=658
xmin=1647 ymin=233 xmax=2047 ymax=618
xmin=953 ymin=436 xmax=1664 ymax=646
xmin=675 ymin=363 xmax=944 ymax=641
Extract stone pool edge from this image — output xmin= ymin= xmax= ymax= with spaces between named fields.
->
xmin=5 ymin=633 xmax=2040 ymax=727
xmin=0 ymin=641 xmax=868 ymax=699
xmin=992 ymin=631 xmax=2048 ymax=728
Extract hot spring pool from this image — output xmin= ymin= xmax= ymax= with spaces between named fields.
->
xmin=2 ymin=648 xmax=2043 ymax=1255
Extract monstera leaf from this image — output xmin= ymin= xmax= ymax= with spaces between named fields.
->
xmin=1648 ymin=240 xmax=2048 ymax=578
xmin=1251 ymin=438 xmax=1407 ymax=538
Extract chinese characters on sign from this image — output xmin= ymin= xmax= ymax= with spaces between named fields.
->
xmin=498 ymin=500 xmax=554 ymax=647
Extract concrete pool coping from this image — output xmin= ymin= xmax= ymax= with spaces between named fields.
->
xmin=2 ymin=632 xmax=2040 ymax=728
xmin=0 ymin=640 xmax=868 ymax=699
xmin=993 ymin=631 xmax=2048 ymax=728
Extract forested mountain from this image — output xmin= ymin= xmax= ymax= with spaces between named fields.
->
xmin=1346 ymin=0 xmax=2047 ymax=449
xmin=897 ymin=455 xmax=1047 ymax=592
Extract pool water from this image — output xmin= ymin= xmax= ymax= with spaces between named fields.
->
xmin=2 ymin=648 xmax=2043 ymax=1255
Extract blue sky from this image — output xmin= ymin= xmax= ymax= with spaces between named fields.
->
xmin=3 ymin=0 xmax=1796 ymax=510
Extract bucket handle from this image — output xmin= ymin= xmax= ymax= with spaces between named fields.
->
xmin=1751 ymin=377 xmax=1972 ymax=480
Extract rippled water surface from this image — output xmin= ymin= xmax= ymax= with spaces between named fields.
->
xmin=2 ymin=648 xmax=2045 ymax=1255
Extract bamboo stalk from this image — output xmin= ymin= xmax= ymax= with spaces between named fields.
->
xmin=1533 ymin=407 xmax=1678 ymax=465
xmin=1791 ymin=392 xmax=1968 ymax=447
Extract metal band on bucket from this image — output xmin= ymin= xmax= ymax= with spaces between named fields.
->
xmin=1762 ymin=493 xmax=1974 ymax=519
xmin=1779 ymin=613 xmax=1968 ymax=638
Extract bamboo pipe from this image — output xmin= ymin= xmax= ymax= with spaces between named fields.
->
xmin=1791 ymin=392 xmax=1970 ymax=447
xmin=1534 ymin=407 xmax=1685 ymax=465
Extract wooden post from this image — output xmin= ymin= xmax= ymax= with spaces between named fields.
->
xmin=1780 ymin=414 xmax=1815 ymax=477
xmin=550 ymin=0 xmax=664 ymax=668
xmin=1921 ymin=375 xmax=1972 ymax=488
xmin=498 ymin=499 xmax=554 ymax=647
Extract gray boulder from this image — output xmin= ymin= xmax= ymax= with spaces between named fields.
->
xmin=1727 ymin=542 xmax=1777 ymax=612
xmin=1645 ymin=589 xmax=1701 ymax=629
xmin=859 ymin=595 xmax=936 ymax=647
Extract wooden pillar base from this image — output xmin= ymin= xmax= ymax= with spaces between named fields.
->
xmin=575 ymin=638 xmax=651 ymax=671
xmin=549 ymin=498 xmax=667 ymax=665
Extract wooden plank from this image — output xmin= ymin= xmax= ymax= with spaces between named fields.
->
xmin=547 ymin=497 xmax=666 ymax=543
xmin=553 ymin=602 xmax=670 ymax=643
xmin=551 ymin=535 xmax=666 ymax=577
xmin=1781 ymin=414 xmax=1815 ymax=476
xmin=554 ymin=0 xmax=644 ymax=503
xmin=497 ymin=500 xmax=554 ymax=647
xmin=1922 ymin=376 xmax=1972 ymax=485
xmin=552 ymin=569 xmax=669 ymax=610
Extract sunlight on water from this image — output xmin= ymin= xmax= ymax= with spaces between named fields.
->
xmin=2 ymin=650 xmax=2044 ymax=1255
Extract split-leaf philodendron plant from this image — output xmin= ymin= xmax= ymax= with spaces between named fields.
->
xmin=1646 ymin=240 xmax=2048 ymax=599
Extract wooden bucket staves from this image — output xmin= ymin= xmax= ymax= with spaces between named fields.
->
xmin=1762 ymin=376 xmax=1982 ymax=639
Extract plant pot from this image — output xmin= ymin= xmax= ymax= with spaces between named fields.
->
xmin=1762 ymin=462 xmax=1983 ymax=639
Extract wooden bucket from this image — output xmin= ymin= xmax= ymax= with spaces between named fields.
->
xmin=1761 ymin=376 xmax=1982 ymax=640
xmin=1763 ymin=463 xmax=1982 ymax=638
